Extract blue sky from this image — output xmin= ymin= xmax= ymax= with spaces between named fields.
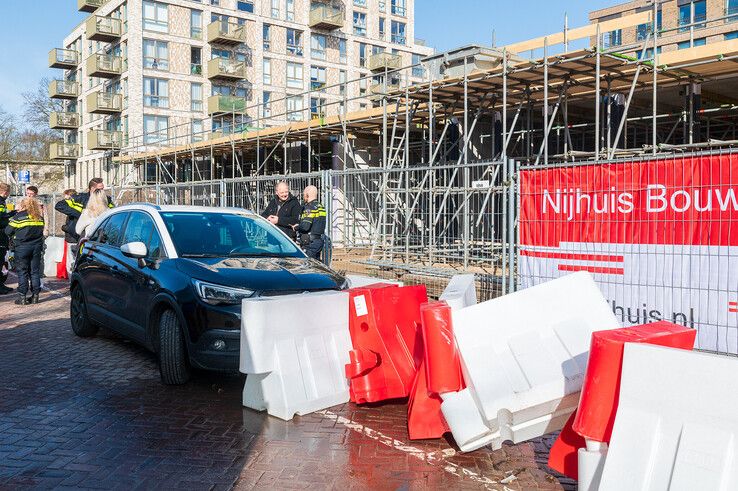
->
xmin=0 ymin=0 xmax=616 ymax=121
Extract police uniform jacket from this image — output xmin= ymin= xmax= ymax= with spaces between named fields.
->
xmin=0 ymin=196 xmax=16 ymax=248
xmin=5 ymin=211 xmax=45 ymax=247
xmin=297 ymin=200 xmax=326 ymax=244
xmin=55 ymin=192 xmax=114 ymax=242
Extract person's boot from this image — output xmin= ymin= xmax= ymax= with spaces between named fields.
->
xmin=14 ymin=294 xmax=28 ymax=306
xmin=29 ymin=293 xmax=40 ymax=304
xmin=0 ymin=285 xmax=13 ymax=295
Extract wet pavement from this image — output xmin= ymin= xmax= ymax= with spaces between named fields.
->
xmin=0 ymin=276 xmax=574 ymax=490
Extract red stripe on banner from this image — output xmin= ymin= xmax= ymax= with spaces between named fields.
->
xmin=558 ymin=264 xmax=625 ymax=275
xmin=730 ymin=309 xmax=738 ymax=313
xmin=730 ymin=301 xmax=738 ymax=306
xmin=520 ymin=249 xmax=624 ymax=262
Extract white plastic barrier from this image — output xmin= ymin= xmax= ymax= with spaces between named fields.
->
xmin=345 ymin=274 xmax=403 ymax=288
xmin=600 ymin=344 xmax=738 ymax=490
xmin=442 ymin=272 xmax=620 ymax=452
xmin=44 ymin=237 xmax=66 ymax=277
xmin=439 ymin=274 xmax=477 ymax=310
xmin=240 ymin=291 xmax=352 ymax=421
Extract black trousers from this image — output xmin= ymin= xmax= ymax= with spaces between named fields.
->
xmin=303 ymin=238 xmax=325 ymax=259
xmin=15 ymin=243 xmax=42 ymax=296
xmin=0 ymin=246 xmax=7 ymax=285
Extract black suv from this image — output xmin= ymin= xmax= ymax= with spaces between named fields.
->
xmin=70 ymin=204 xmax=345 ymax=384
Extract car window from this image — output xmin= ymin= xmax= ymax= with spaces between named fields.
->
xmin=88 ymin=217 xmax=109 ymax=242
xmin=160 ymin=212 xmax=302 ymax=258
xmin=122 ymin=212 xmax=154 ymax=245
xmin=99 ymin=212 xmax=129 ymax=248
xmin=148 ymin=227 xmax=164 ymax=259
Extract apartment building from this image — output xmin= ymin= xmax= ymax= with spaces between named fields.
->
xmin=48 ymin=0 xmax=433 ymax=188
xmin=590 ymin=0 xmax=738 ymax=53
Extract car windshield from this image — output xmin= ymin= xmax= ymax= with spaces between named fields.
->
xmin=160 ymin=211 xmax=303 ymax=258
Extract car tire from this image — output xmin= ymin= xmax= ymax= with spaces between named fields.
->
xmin=158 ymin=310 xmax=191 ymax=385
xmin=70 ymin=286 xmax=98 ymax=338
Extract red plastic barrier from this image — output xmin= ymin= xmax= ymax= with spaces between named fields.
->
xmin=345 ymin=284 xmax=427 ymax=403
xmin=547 ymin=321 xmax=696 ymax=478
xmin=547 ymin=412 xmax=586 ymax=479
xmin=407 ymin=301 xmax=465 ymax=440
xmin=56 ymin=242 xmax=69 ymax=280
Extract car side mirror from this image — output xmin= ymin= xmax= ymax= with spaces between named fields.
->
xmin=121 ymin=242 xmax=148 ymax=260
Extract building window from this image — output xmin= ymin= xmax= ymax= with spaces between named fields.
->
xmin=678 ymin=37 xmax=706 ymax=49
xmin=310 ymin=65 xmax=326 ymax=91
xmin=143 ymin=1 xmax=168 ymax=33
xmin=144 ymin=115 xmax=168 ymax=144
xmin=727 ymin=31 xmax=738 ymax=40
xmin=379 ymin=17 xmax=386 ymax=39
xmin=191 ymin=119 xmax=204 ymax=142
xmin=353 ymin=12 xmax=367 ymax=36
xmin=191 ymin=82 xmax=203 ymax=111
xmin=378 ymin=0 xmax=385 ymax=12
xmin=143 ymin=39 xmax=169 ymax=70
xmin=359 ymin=42 xmax=367 ymax=67
xmin=602 ymin=29 xmax=622 ymax=48
xmin=636 ymin=10 xmax=662 ymax=41
xmin=391 ymin=20 xmax=405 ymax=44
xmin=354 ymin=0 xmax=367 ymax=6
xmin=679 ymin=1 xmax=706 ymax=31
xmin=729 ymin=0 xmax=738 ymax=22
xmin=287 ymin=29 xmax=303 ymax=56
xmin=237 ymin=1 xmax=254 ymax=12
xmin=191 ymin=47 xmax=202 ymax=74
xmin=391 ymin=0 xmax=406 ymax=16
xmin=143 ymin=77 xmax=168 ymax=108
xmin=412 ymin=54 xmax=424 ymax=78
xmin=263 ymin=58 xmax=272 ymax=84
xmin=310 ymin=97 xmax=326 ymax=119
xmin=263 ymin=91 xmax=271 ymax=117
xmin=271 ymin=0 xmax=279 ymax=18
xmin=339 ymin=70 xmax=346 ymax=96
xmin=311 ymin=34 xmax=326 ymax=60
xmin=263 ymin=24 xmax=271 ymax=51
xmin=287 ymin=95 xmax=303 ymax=121
xmin=359 ymin=77 xmax=367 ymax=96
xmin=286 ymin=0 xmax=295 ymax=21
xmin=339 ymin=38 xmax=347 ymax=64
xmin=190 ymin=9 xmax=202 ymax=39
xmin=287 ymin=62 xmax=303 ymax=88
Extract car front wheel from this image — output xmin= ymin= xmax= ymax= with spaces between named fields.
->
xmin=158 ymin=309 xmax=191 ymax=385
xmin=70 ymin=286 xmax=98 ymax=337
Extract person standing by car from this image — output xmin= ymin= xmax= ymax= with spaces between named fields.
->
xmin=5 ymin=197 xmax=45 ymax=305
xmin=75 ymin=189 xmax=111 ymax=238
xmin=294 ymin=185 xmax=327 ymax=260
xmin=56 ymin=189 xmax=81 ymax=275
xmin=56 ymin=178 xmax=114 ymax=224
xmin=261 ymin=181 xmax=301 ymax=241
xmin=0 ymin=182 xmax=17 ymax=295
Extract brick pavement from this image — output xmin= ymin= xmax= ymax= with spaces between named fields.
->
xmin=0 ymin=275 xmax=575 ymax=490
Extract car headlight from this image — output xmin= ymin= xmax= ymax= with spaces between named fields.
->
xmin=193 ymin=280 xmax=255 ymax=305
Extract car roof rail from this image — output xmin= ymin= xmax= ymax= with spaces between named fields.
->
xmin=223 ymin=207 xmax=255 ymax=214
xmin=123 ymin=202 xmax=162 ymax=211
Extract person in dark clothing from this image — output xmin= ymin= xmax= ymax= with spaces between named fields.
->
xmin=261 ymin=181 xmax=301 ymax=240
xmin=294 ymin=185 xmax=327 ymax=260
xmin=5 ymin=197 xmax=45 ymax=305
xmin=0 ymin=182 xmax=17 ymax=294
xmin=55 ymin=189 xmax=80 ymax=275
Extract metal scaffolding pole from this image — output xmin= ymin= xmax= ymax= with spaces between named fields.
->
xmin=653 ymin=0 xmax=659 ymax=155
xmin=463 ymin=56 xmax=470 ymax=269
xmin=543 ymin=37 xmax=549 ymax=165
xmin=595 ymin=23 xmax=601 ymax=161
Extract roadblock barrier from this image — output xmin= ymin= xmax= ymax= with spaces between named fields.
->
xmin=548 ymin=321 xmax=696 ymax=485
xmin=600 ymin=344 xmax=738 ymax=490
xmin=438 ymin=274 xmax=477 ymax=310
xmin=240 ymin=291 xmax=351 ymax=420
xmin=345 ymin=284 xmax=427 ymax=403
xmin=44 ymin=236 xmax=65 ymax=278
xmin=444 ymin=272 xmax=620 ymax=452
xmin=408 ymin=301 xmax=466 ymax=440
xmin=346 ymin=274 xmax=403 ymax=288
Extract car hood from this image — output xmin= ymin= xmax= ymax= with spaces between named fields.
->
xmin=175 ymin=256 xmax=345 ymax=293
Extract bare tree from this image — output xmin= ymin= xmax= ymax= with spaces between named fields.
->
xmin=0 ymin=107 xmax=19 ymax=159
xmin=22 ymin=78 xmax=63 ymax=131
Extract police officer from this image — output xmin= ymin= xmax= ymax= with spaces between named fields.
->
xmin=0 ymin=182 xmax=16 ymax=294
xmin=55 ymin=177 xmax=114 ymax=229
xmin=294 ymin=185 xmax=327 ymax=260
xmin=5 ymin=197 xmax=45 ymax=305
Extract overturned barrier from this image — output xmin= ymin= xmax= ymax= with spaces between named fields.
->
xmin=438 ymin=274 xmax=477 ymax=311
xmin=599 ymin=343 xmax=738 ymax=490
xmin=443 ymin=272 xmax=620 ymax=452
xmin=240 ymin=291 xmax=351 ymax=420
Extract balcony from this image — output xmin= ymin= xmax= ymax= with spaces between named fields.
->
xmin=49 ymin=143 xmax=80 ymax=160
xmin=207 ymin=21 xmax=246 ymax=45
xmin=48 ymin=49 xmax=79 ymax=69
xmin=309 ymin=4 xmax=344 ymax=30
xmin=49 ymin=112 xmax=80 ymax=130
xmin=86 ymin=92 xmax=122 ymax=114
xmin=86 ymin=54 xmax=123 ymax=78
xmin=87 ymin=130 xmax=123 ymax=150
xmin=368 ymin=52 xmax=402 ymax=72
xmin=85 ymin=15 xmax=122 ymax=42
xmin=207 ymin=57 xmax=246 ymax=80
xmin=49 ymin=80 xmax=79 ymax=99
xmin=78 ymin=0 xmax=108 ymax=12
xmin=370 ymin=81 xmax=401 ymax=95
xmin=207 ymin=95 xmax=248 ymax=115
